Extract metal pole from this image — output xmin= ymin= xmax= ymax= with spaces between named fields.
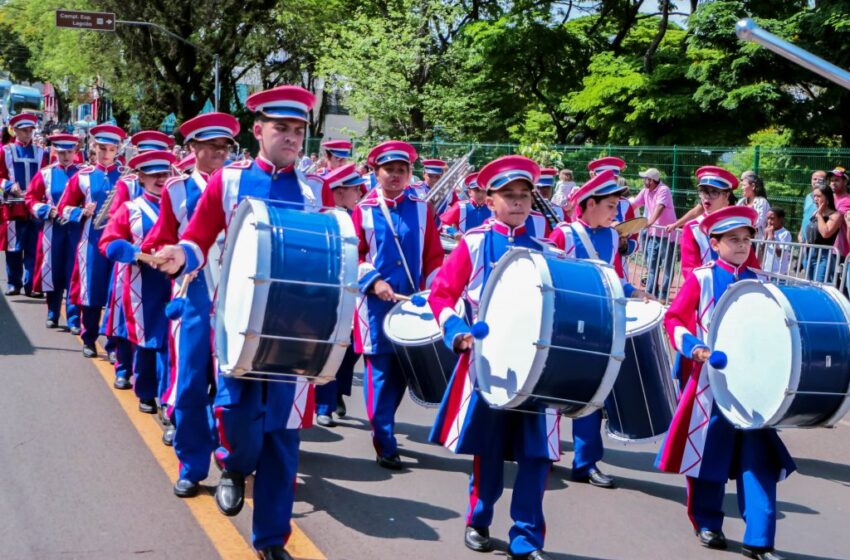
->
xmin=214 ymin=55 xmax=220 ymax=111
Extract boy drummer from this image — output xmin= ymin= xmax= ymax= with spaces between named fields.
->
xmin=428 ymin=155 xmax=561 ymax=560
xmin=658 ymin=206 xmax=795 ymax=560
xmin=548 ymin=170 xmax=648 ymax=490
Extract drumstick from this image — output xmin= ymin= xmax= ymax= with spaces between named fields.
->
xmin=165 ymin=272 xmax=198 ymax=320
xmin=394 ymin=293 xmax=427 ymax=307
xmin=136 ymin=252 xmax=167 ymax=267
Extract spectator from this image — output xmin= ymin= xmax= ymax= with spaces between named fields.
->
xmin=763 ymin=207 xmax=792 ymax=274
xmin=736 ymin=172 xmax=770 ymax=238
xmin=298 ymin=149 xmax=313 ymax=172
xmin=828 ymin=167 xmax=850 ymax=214
xmin=552 ymin=169 xmax=575 ymax=206
xmin=804 ymin=186 xmax=843 ymax=282
xmin=631 ymin=168 xmax=678 ymax=299
xmin=799 ymin=170 xmax=826 ymax=241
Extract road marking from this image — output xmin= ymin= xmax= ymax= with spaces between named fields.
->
xmin=85 ymin=342 xmax=325 ymax=560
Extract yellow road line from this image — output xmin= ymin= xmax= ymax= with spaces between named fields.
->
xmin=85 ymin=342 xmax=325 ymax=560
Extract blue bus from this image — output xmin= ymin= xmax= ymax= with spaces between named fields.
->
xmin=3 ymin=84 xmax=42 ymax=121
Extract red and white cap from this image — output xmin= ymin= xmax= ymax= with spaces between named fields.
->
xmin=477 ymin=156 xmax=540 ymax=191
xmin=421 ymin=159 xmax=448 ymax=175
xmin=131 ymin=130 xmax=175 ymax=152
xmin=324 ymin=163 xmax=366 ymax=190
xmin=48 ymin=134 xmax=80 ymax=152
xmin=175 ymin=153 xmax=196 ymax=174
xmin=179 ymin=112 xmax=240 ymax=143
xmin=367 ymin=141 xmax=418 ymax=168
xmin=128 ymin=150 xmax=177 ymax=174
xmin=464 ymin=172 xmax=481 ymax=190
xmin=699 ymin=206 xmax=758 ymax=236
xmin=246 ymin=85 xmax=316 ymax=121
xmin=9 ymin=113 xmax=37 ymax=129
xmin=322 ymin=139 xmax=353 ymax=159
xmin=570 ymin=169 xmax=627 ymax=206
xmin=536 ymin=167 xmax=558 ymax=188
xmin=90 ymin=124 xmax=127 ymax=146
xmin=696 ymin=165 xmax=738 ymax=190
xmin=587 ymin=156 xmax=626 ymax=176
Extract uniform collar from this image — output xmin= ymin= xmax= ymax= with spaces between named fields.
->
xmin=380 ymin=189 xmax=407 ymax=208
xmin=14 ymin=139 xmax=32 ymax=148
xmin=490 ymin=219 xmax=526 ymax=237
xmin=95 ymin=162 xmax=119 ymax=173
xmin=59 ymin=163 xmax=78 ymax=172
xmin=141 ymin=190 xmax=161 ymax=203
xmin=716 ymin=258 xmax=747 ymax=277
xmin=255 ymin=155 xmax=295 ymax=176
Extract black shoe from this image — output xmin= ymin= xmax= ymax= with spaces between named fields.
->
xmin=113 ymin=377 xmax=132 ymax=390
xmin=216 ymin=470 xmax=245 ymax=516
xmin=317 ymin=414 xmax=336 ymax=427
xmin=82 ymin=345 xmax=97 ymax=358
xmin=45 ymin=319 xmax=58 ymax=328
xmin=4 ymin=287 xmax=20 ymax=296
xmin=26 ymin=291 xmax=44 ymax=299
xmin=511 ymin=550 xmax=553 ymax=560
xmin=696 ymin=529 xmax=728 ymax=550
xmin=336 ymin=394 xmax=347 ymax=417
xmin=108 ymin=351 xmax=118 ymax=364
xmin=162 ymin=427 xmax=176 ymax=446
xmin=173 ymin=478 xmax=200 ymax=498
xmin=573 ymin=467 xmax=615 ymax=488
xmin=69 ymin=326 xmax=81 ymax=336
xmin=257 ymin=545 xmax=293 ymax=560
xmin=376 ymin=453 xmax=402 ymax=470
xmin=742 ymin=546 xmax=784 ymax=560
xmin=138 ymin=400 xmax=158 ymax=414
xmin=464 ymin=526 xmax=493 ymax=553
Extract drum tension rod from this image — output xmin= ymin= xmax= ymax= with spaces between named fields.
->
xmin=512 ymin=390 xmax=604 ymax=411
xmin=783 ymin=318 xmax=850 ymax=327
xmin=252 ymin=221 xmax=359 ymax=244
xmin=533 ymin=340 xmax=626 ymax=362
xmin=537 ymin=284 xmax=627 ymax=304
xmin=249 ymin=275 xmax=359 ymax=292
xmin=784 ymin=389 xmax=850 ymax=396
xmin=240 ymin=330 xmax=351 ymax=346
xmin=227 ymin=371 xmax=335 ymax=385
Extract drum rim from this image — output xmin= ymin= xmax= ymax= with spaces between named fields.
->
xmin=624 ymin=299 xmax=666 ymax=338
xmin=819 ymin=283 xmax=850 ymax=427
xmin=382 ymin=289 xmax=465 ymax=346
xmin=708 ymin=280 xmax=801 ymax=429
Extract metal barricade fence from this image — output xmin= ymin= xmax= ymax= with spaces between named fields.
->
xmin=750 ymin=238 xmax=842 ymax=288
xmin=625 ymin=225 xmax=683 ymax=306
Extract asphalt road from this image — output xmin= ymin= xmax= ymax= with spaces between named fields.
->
xmin=1 ymin=260 xmax=849 ymax=560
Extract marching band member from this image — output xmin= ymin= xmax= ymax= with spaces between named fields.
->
xmin=352 ymin=140 xmax=443 ymax=470
xmin=25 ymin=134 xmax=82 ymax=330
xmin=439 ymin=173 xmax=491 ymax=238
xmin=317 ymin=139 xmax=353 ymax=175
xmin=681 ymin=166 xmax=760 ymax=281
xmin=535 ymin=167 xmax=565 ymax=222
xmin=1 ymin=113 xmax=48 ymax=296
xmin=428 ymin=155 xmax=560 ymax=560
xmin=314 ymin=163 xmax=365 ymax=427
xmin=58 ymin=124 xmax=127 ymax=359
xmin=174 ymin=153 xmax=196 ymax=176
xmin=548 ymin=170 xmax=648 ymax=490
xmin=409 ymin=158 xmax=446 ymax=200
xmin=99 ymin=150 xmax=175 ymax=413
xmin=142 ymin=112 xmax=241 ymax=496
xmin=153 ymin=85 xmax=332 ymax=560
xmin=658 ymin=206 xmax=795 ymax=560
xmin=109 ymin=130 xmax=176 ymax=214
xmin=587 ymin=156 xmax=638 ymax=255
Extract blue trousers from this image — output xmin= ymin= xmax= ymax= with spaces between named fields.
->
xmin=315 ymin=345 xmax=358 ymax=416
xmin=572 ymin=409 xmax=604 ymax=476
xmin=645 ymin=235 xmax=676 ymax=299
xmin=46 ymin=290 xmax=79 ymax=328
xmin=467 ymin=445 xmax=551 ymax=555
xmin=214 ymin=404 xmax=300 ymax=550
xmin=81 ymin=305 xmax=104 ymax=346
xmin=687 ymin=432 xmax=779 ymax=548
xmin=5 ymin=220 xmax=38 ymax=292
xmin=363 ymin=353 xmax=406 ymax=457
xmin=114 ymin=337 xmax=134 ymax=381
xmin=128 ymin=343 xmax=167 ymax=403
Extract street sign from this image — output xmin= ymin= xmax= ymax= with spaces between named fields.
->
xmin=55 ymin=9 xmax=116 ymax=32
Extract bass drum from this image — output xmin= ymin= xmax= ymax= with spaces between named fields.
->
xmin=204 ymin=232 xmax=225 ymax=300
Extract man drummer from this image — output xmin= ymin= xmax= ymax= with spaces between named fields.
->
xmin=1 ymin=113 xmax=49 ymax=296
xmin=25 ymin=134 xmax=83 ymax=330
xmin=153 ymin=85 xmax=332 ymax=560
xmin=141 ymin=112 xmax=240 ymax=495
xmin=439 ymin=173 xmax=492 ymax=238
xmin=351 ymin=140 xmax=443 ymax=470
xmin=58 ymin=124 xmax=127 ymax=358
xmin=428 ymin=155 xmax=562 ymax=560
xmin=314 ymin=163 xmax=365 ymax=427
xmin=549 ymin=170 xmax=648 ymax=490
xmin=658 ymin=205 xmax=795 ymax=560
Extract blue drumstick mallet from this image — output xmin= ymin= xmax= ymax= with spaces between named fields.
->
xmin=164 ymin=273 xmax=196 ymax=320
xmin=470 ymin=321 xmax=489 ymax=339
xmin=410 ymin=294 xmax=427 ymax=307
xmin=709 ymin=350 xmax=728 ymax=370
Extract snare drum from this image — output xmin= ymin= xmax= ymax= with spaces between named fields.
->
xmin=214 ymin=199 xmax=359 ymax=383
xmin=3 ymin=199 xmax=28 ymax=221
xmin=440 ymin=234 xmax=458 ymax=254
xmin=474 ymin=248 xmax=626 ymax=416
xmin=708 ymin=280 xmax=850 ymax=429
xmin=604 ymin=300 xmax=676 ymax=443
xmin=383 ymin=290 xmax=466 ymax=407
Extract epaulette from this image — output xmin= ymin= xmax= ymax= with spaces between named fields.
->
xmin=78 ymin=165 xmax=96 ymax=175
xmin=164 ymin=175 xmax=186 ymax=190
xmin=465 ymin=223 xmax=492 ymax=236
xmin=122 ymin=173 xmax=138 ymax=181
xmin=226 ymin=159 xmax=252 ymax=170
xmin=359 ymin=197 xmax=380 ymax=207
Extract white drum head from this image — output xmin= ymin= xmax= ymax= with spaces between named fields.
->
xmin=475 ymin=249 xmax=550 ymax=408
xmin=383 ymin=290 xmax=465 ymax=346
xmin=624 ymin=299 xmax=665 ymax=337
xmin=708 ymin=281 xmax=798 ymax=429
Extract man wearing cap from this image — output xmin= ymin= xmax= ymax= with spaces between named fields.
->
xmin=827 ymin=166 xmax=850 ymax=214
xmin=58 ymin=124 xmax=127 ymax=358
xmin=439 ymin=172 xmax=492 ymax=237
xmin=659 ymin=205 xmax=795 ymax=560
xmin=153 ymin=85 xmax=332 ymax=560
xmin=352 ymin=140 xmax=444 ymax=470
xmin=142 ymin=112 xmax=242 ymax=495
xmin=428 ymin=155 xmax=562 ymax=560
xmin=25 ymin=134 xmax=83 ymax=330
xmin=317 ymin=139 xmax=353 ymax=176
xmin=631 ymin=168 xmax=678 ymax=299
xmin=314 ymin=163 xmax=365 ymax=427
xmin=1 ymin=113 xmax=49 ymax=296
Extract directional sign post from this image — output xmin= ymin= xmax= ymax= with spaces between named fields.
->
xmin=55 ymin=9 xmax=116 ymax=32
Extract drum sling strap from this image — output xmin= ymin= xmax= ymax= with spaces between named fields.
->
xmin=570 ymin=221 xmax=601 ymax=261
xmin=376 ymin=189 xmax=417 ymax=290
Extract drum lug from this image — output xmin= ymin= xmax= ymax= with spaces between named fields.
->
xmin=784 ymin=317 xmax=797 ymax=327
xmin=611 ymin=352 xmax=626 ymax=362
xmin=240 ymin=330 xmax=260 ymax=339
xmin=615 ymin=297 xmax=628 ymax=306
